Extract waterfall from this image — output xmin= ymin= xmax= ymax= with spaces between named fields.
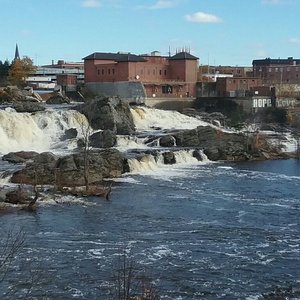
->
xmin=0 ymin=108 xmax=89 ymax=155
xmin=131 ymin=106 xmax=210 ymax=132
xmin=127 ymin=149 xmax=210 ymax=174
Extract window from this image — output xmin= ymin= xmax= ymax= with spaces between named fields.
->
xmin=112 ymin=69 xmax=115 ymax=75
xmin=153 ymin=69 xmax=155 ymax=75
xmin=162 ymin=85 xmax=173 ymax=94
xmin=108 ymin=69 xmax=111 ymax=75
xmin=164 ymin=70 xmax=167 ymax=76
xmin=97 ymin=69 xmax=100 ymax=75
xmin=159 ymin=70 xmax=162 ymax=75
xmin=102 ymin=69 xmax=104 ymax=75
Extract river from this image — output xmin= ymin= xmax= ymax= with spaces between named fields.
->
xmin=0 ymin=158 xmax=299 ymax=299
xmin=0 ymin=106 xmax=299 ymax=299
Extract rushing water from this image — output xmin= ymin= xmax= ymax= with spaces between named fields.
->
xmin=0 ymin=159 xmax=299 ymax=299
xmin=0 ymin=105 xmax=299 ymax=299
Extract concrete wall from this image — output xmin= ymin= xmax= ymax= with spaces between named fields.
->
xmin=145 ymin=97 xmax=195 ymax=111
xmin=86 ymin=81 xmax=146 ymax=103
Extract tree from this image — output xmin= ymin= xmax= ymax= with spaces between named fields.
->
xmin=8 ymin=56 xmax=36 ymax=87
xmin=0 ymin=60 xmax=10 ymax=86
xmin=109 ymin=250 xmax=160 ymax=300
xmin=0 ymin=229 xmax=25 ymax=298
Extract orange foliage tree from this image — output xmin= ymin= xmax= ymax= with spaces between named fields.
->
xmin=8 ymin=56 xmax=36 ymax=87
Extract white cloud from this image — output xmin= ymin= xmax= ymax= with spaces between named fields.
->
xmin=185 ymin=12 xmax=222 ymax=23
xmin=82 ymin=0 xmax=101 ymax=8
xmin=289 ymin=37 xmax=300 ymax=44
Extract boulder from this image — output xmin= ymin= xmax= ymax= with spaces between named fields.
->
xmin=61 ymin=128 xmax=78 ymax=141
xmin=159 ymin=135 xmax=176 ymax=147
xmin=2 ymin=151 xmax=39 ymax=164
xmin=173 ymin=126 xmax=282 ymax=161
xmin=0 ymin=86 xmax=42 ymax=103
xmin=89 ymin=130 xmax=116 ymax=148
xmin=12 ymin=101 xmax=45 ymax=113
xmin=55 ymin=149 xmax=128 ymax=186
xmin=11 ymin=152 xmax=58 ymax=185
xmin=46 ymin=92 xmax=70 ymax=104
xmin=192 ymin=149 xmax=204 ymax=161
xmin=5 ymin=188 xmax=32 ymax=204
xmin=162 ymin=151 xmax=176 ymax=164
xmin=11 ymin=149 xmax=128 ymax=187
xmin=77 ymin=97 xmax=135 ymax=135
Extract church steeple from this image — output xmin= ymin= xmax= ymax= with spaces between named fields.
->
xmin=14 ymin=43 xmax=20 ymax=60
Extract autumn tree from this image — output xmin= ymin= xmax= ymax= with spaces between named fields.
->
xmin=8 ymin=56 xmax=36 ymax=87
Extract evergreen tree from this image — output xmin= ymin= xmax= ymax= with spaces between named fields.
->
xmin=0 ymin=60 xmax=10 ymax=85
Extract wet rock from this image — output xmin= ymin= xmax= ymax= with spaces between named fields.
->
xmin=192 ymin=150 xmax=204 ymax=161
xmin=11 ymin=149 xmax=128 ymax=187
xmin=77 ymin=97 xmax=135 ymax=135
xmin=61 ymin=128 xmax=78 ymax=141
xmin=46 ymin=92 xmax=70 ymax=104
xmin=173 ymin=126 xmax=283 ymax=161
xmin=0 ymin=86 xmax=42 ymax=103
xmin=89 ymin=130 xmax=117 ymax=148
xmin=5 ymin=188 xmax=32 ymax=204
xmin=163 ymin=151 xmax=176 ymax=164
xmin=2 ymin=151 xmax=39 ymax=164
xmin=11 ymin=152 xmax=58 ymax=185
xmin=12 ymin=101 xmax=45 ymax=113
xmin=159 ymin=135 xmax=176 ymax=147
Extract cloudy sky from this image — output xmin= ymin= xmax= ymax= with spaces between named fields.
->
xmin=0 ymin=0 xmax=299 ymax=66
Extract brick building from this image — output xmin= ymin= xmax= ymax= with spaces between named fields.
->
xmin=216 ymin=77 xmax=262 ymax=97
xmin=253 ymin=57 xmax=300 ymax=85
xmin=199 ymin=65 xmax=253 ymax=81
xmin=83 ymin=51 xmax=198 ymax=101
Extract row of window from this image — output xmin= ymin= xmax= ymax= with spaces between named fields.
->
xmin=97 ymin=68 xmax=115 ymax=76
xmin=270 ymin=67 xmax=299 ymax=72
xmin=97 ymin=68 xmax=168 ymax=77
xmin=141 ymin=69 xmax=167 ymax=76
xmin=228 ymin=79 xmax=256 ymax=84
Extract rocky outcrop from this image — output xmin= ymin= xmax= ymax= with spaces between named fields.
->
xmin=162 ymin=151 xmax=176 ymax=164
xmin=11 ymin=152 xmax=59 ymax=185
xmin=159 ymin=135 xmax=176 ymax=147
xmin=11 ymin=149 xmax=129 ymax=186
xmin=2 ymin=151 xmax=39 ymax=164
xmin=12 ymin=101 xmax=45 ymax=113
xmin=171 ymin=126 xmax=283 ymax=161
xmin=46 ymin=92 xmax=70 ymax=104
xmin=77 ymin=97 xmax=135 ymax=135
xmin=60 ymin=128 xmax=78 ymax=141
xmin=0 ymin=86 xmax=41 ymax=103
xmin=89 ymin=130 xmax=117 ymax=148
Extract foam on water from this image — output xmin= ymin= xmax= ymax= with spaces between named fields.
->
xmin=127 ymin=149 xmax=211 ymax=178
xmin=116 ymin=135 xmax=149 ymax=151
xmin=131 ymin=106 xmax=210 ymax=131
xmin=0 ymin=108 xmax=89 ymax=155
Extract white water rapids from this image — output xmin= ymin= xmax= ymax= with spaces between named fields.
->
xmin=0 ymin=105 xmax=297 ymax=174
xmin=0 ymin=107 xmax=89 ymax=154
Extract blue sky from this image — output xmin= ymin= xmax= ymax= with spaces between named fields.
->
xmin=0 ymin=0 xmax=299 ymax=66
